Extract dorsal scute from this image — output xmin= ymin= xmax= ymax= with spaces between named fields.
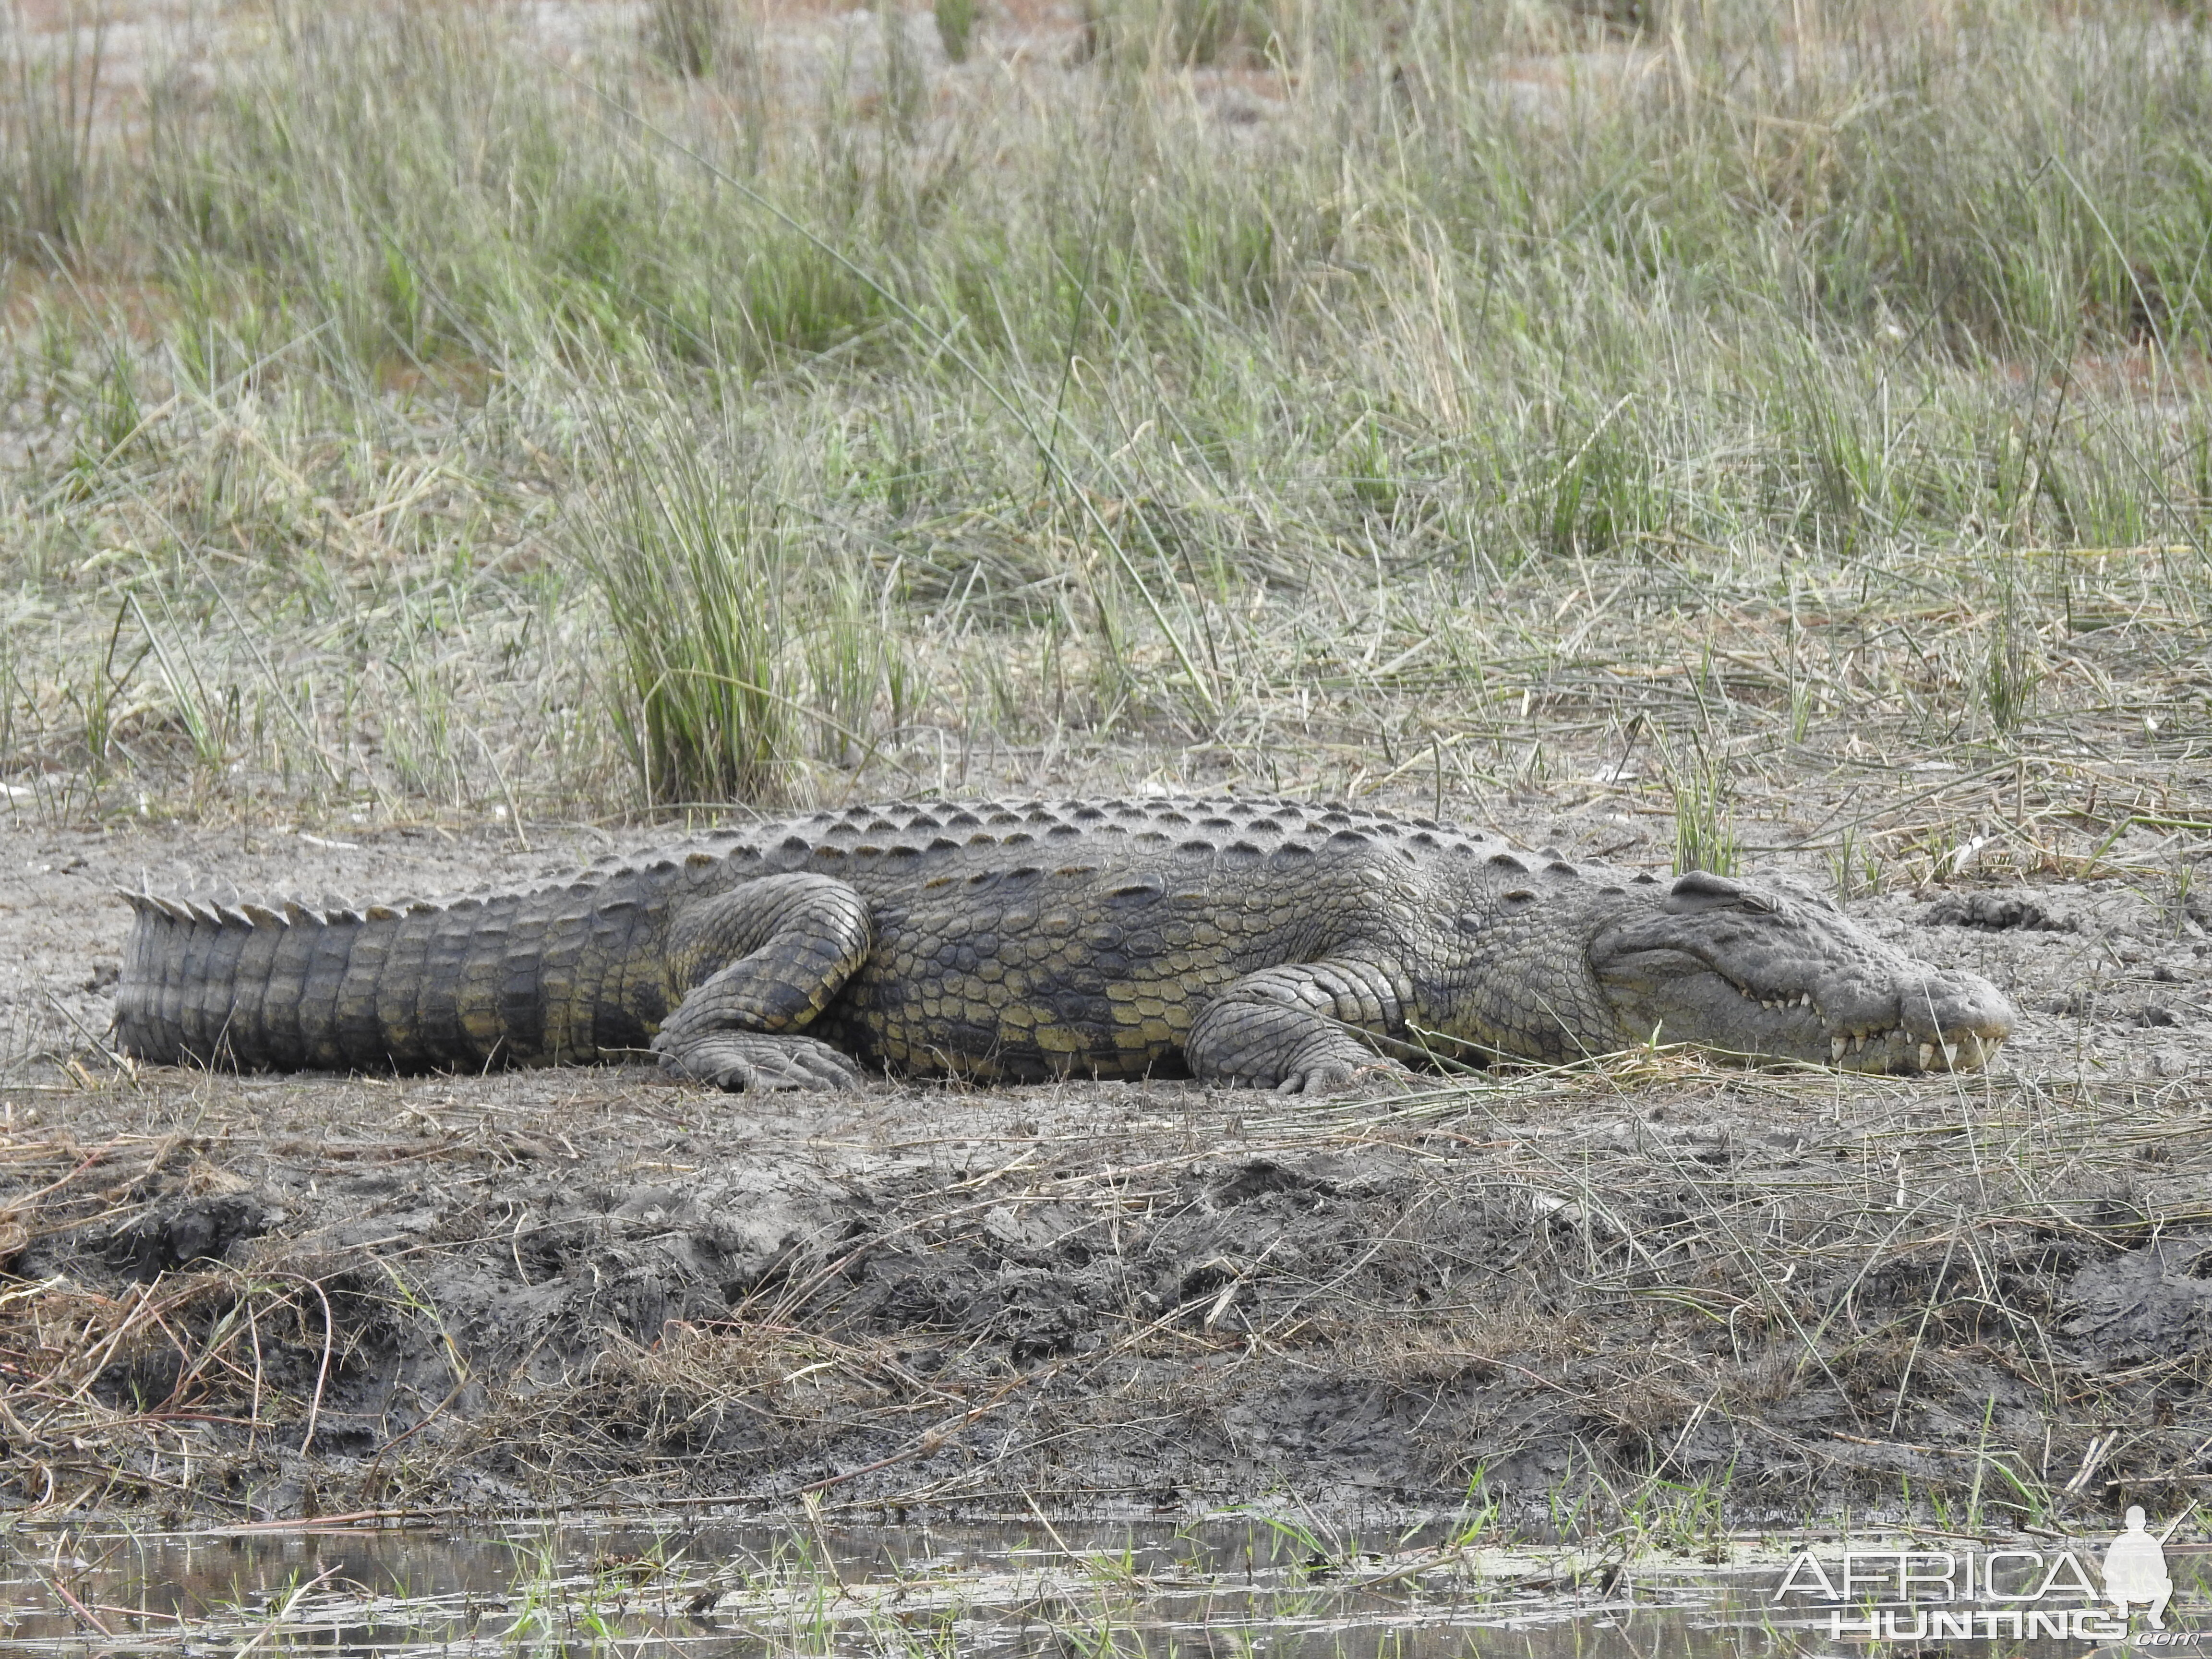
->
xmin=119 ymin=799 xmax=1657 ymax=932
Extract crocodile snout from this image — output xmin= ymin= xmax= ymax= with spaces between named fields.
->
xmin=1808 ymin=962 xmax=2015 ymax=1074
xmin=1590 ymin=874 xmax=2016 ymax=1074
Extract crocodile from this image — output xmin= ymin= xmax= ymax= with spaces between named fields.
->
xmin=115 ymin=795 xmax=2014 ymax=1092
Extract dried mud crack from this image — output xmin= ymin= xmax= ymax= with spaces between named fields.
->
xmin=1 ymin=1061 xmax=2207 ymax=1527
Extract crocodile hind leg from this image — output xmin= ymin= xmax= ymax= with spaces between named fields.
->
xmin=652 ymin=873 xmax=874 ymax=1091
xmin=1184 ymin=959 xmax=1416 ymax=1094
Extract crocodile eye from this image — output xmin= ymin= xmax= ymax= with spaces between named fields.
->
xmin=1671 ymin=872 xmax=1784 ymax=916
xmin=1666 ymin=872 xmax=1743 ymax=913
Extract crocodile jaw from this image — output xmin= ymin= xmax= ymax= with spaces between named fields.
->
xmin=1587 ymin=873 xmax=2015 ymax=1074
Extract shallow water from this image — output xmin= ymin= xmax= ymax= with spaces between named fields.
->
xmin=0 ymin=1519 xmax=1808 ymax=1658
xmin=10 ymin=1517 xmax=2207 ymax=1657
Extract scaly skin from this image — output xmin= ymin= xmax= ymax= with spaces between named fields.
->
xmin=115 ymin=796 xmax=2016 ymax=1093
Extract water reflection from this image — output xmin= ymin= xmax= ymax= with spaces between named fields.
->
xmin=0 ymin=1518 xmax=1802 ymax=1657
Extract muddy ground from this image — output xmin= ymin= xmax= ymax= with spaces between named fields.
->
xmin=1 ymin=805 xmax=2208 ymax=1527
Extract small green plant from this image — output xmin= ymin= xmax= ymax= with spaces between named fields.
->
xmin=804 ymin=557 xmax=921 ymax=769
xmin=645 ymin=0 xmax=729 ymax=77
xmin=1542 ymin=399 xmax=1664 ymax=557
xmin=1171 ymin=0 xmax=1277 ymax=63
xmin=69 ymin=596 xmax=145 ymax=779
xmin=0 ymin=7 xmax=105 ymax=262
xmin=1080 ymin=0 xmax=1278 ymax=65
xmin=1620 ymin=1473 xmax=1730 ymax=1559
xmin=1444 ymin=1468 xmax=1501 ymax=1548
xmin=1828 ymin=826 xmax=1884 ymax=902
xmin=1545 ymin=1467 xmax=1594 ymax=1544
xmin=1231 ymin=1501 xmax=1348 ymax=1572
xmin=882 ymin=0 xmax=929 ymax=137
xmin=1788 ymin=679 xmax=1814 ymax=744
xmin=1662 ymin=738 xmax=1738 ymax=878
xmin=934 ymin=0 xmax=978 ymax=64
xmin=133 ymin=592 xmax=236 ymax=778
xmin=2169 ymin=862 xmax=2199 ymax=940
xmin=1984 ymin=555 xmax=2040 ymax=733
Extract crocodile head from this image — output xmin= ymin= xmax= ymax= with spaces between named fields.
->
xmin=1585 ymin=870 xmax=2013 ymax=1074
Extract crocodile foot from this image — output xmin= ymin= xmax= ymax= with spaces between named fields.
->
xmin=1274 ymin=1056 xmax=1415 ymax=1095
xmin=653 ymin=1032 xmax=864 ymax=1092
xmin=1264 ymin=1041 xmax=1416 ymax=1095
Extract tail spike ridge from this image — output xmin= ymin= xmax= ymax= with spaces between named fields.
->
xmin=120 ymin=873 xmax=488 ymax=1074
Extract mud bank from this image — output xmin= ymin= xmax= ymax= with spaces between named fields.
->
xmin=4 ymin=1063 xmax=2209 ymax=1527
xmin=2 ymin=815 xmax=2209 ymax=1524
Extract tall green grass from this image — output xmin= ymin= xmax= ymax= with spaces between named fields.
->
xmin=3 ymin=0 xmax=2210 ymax=821
xmin=0 ymin=7 xmax=104 ymax=263
xmin=572 ymin=409 xmax=799 ymax=806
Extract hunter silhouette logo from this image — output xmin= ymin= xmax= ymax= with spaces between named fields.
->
xmin=2104 ymin=1507 xmax=2177 ymax=1629
xmin=1771 ymin=1507 xmax=2200 ymax=1646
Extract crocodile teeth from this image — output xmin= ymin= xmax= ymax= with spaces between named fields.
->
xmin=1852 ymin=1033 xmax=1865 ymax=1051
xmin=1919 ymin=1043 xmax=1935 ymax=1070
xmin=1799 ymin=992 xmax=1811 ymax=1008
xmin=1832 ymin=1036 xmax=1849 ymax=1062
xmin=1942 ymin=1041 xmax=1959 ymax=1067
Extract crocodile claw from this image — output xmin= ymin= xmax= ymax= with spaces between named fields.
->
xmin=654 ymin=1032 xmax=864 ymax=1093
xmin=1273 ymin=1055 xmax=1415 ymax=1096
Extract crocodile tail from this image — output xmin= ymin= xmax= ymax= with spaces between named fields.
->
xmin=114 ymin=887 xmax=660 ymax=1073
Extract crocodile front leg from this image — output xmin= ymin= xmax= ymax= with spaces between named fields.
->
xmin=1184 ymin=959 xmax=1415 ymax=1094
xmin=652 ymin=873 xmax=874 ymax=1091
